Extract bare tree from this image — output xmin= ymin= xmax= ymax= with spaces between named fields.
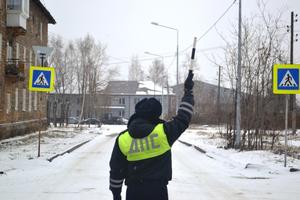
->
xmin=128 ymin=55 xmax=145 ymax=81
xmin=76 ymin=34 xmax=118 ymax=124
xmin=219 ymin=1 xmax=289 ymax=150
xmin=49 ymin=34 xmax=65 ymax=127
xmin=49 ymin=34 xmax=119 ymax=127
xmin=148 ymin=59 xmax=166 ymax=87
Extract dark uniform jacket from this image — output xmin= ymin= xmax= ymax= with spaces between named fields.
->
xmin=109 ymin=92 xmax=194 ymax=197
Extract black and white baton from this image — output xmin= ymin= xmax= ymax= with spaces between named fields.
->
xmin=190 ymin=37 xmax=197 ymax=72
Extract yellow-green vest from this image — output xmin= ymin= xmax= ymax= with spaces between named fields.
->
xmin=118 ymin=123 xmax=171 ymax=161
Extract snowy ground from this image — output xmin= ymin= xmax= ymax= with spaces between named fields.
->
xmin=0 ymin=125 xmax=300 ymax=199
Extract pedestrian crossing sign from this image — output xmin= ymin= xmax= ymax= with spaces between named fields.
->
xmin=29 ymin=66 xmax=55 ymax=92
xmin=273 ymin=64 xmax=300 ymax=94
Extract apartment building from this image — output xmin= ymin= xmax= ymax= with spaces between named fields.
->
xmin=0 ymin=0 xmax=55 ymax=139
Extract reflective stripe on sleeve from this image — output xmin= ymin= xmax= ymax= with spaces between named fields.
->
xmin=110 ymin=178 xmax=124 ymax=188
xmin=110 ymin=178 xmax=124 ymax=184
xmin=179 ymin=106 xmax=193 ymax=115
xmin=110 ymin=182 xmax=123 ymax=188
xmin=180 ymin=102 xmax=193 ymax=110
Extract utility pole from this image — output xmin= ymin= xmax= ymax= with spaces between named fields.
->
xmin=235 ymin=0 xmax=242 ymax=149
xmin=289 ymin=12 xmax=298 ymax=135
xmin=217 ymin=66 xmax=221 ymax=126
xmin=285 ymin=11 xmax=298 ymax=167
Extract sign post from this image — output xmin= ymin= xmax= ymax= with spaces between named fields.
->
xmin=30 ymin=46 xmax=54 ymax=157
xmin=273 ymin=64 xmax=300 ymax=167
xmin=29 ymin=66 xmax=55 ymax=157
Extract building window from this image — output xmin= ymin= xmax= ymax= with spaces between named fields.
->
xmin=7 ymin=0 xmax=22 ymax=10
xmin=22 ymin=89 xmax=26 ymax=111
xmin=119 ymin=110 xmax=125 ymax=117
xmin=6 ymin=93 xmax=11 ymax=114
xmin=119 ymin=98 xmax=125 ymax=105
xmin=40 ymin=22 xmax=43 ymax=41
xmin=16 ymin=43 xmax=19 ymax=61
xmin=7 ymin=42 xmax=12 ymax=61
xmin=15 ymin=88 xmax=18 ymax=111
xmin=7 ymin=0 xmax=29 ymax=17
xmin=23 ymin=46 xmax=26 ymax=62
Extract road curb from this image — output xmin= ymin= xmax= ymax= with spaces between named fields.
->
xmin=47 ymin=140 xmax=91 ymax=162
xmin=178 ymin=140 xmax=214 ymax=159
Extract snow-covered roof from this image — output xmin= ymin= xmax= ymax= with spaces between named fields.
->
xmin=104 ymin=80 xmax=174 ymax=95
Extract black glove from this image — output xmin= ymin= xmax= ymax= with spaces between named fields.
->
xmin=184 ymin=70 xmax=194 ymax=93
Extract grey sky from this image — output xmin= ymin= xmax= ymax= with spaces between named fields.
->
xmin=43 ymin=0 xmax=300 ymax=86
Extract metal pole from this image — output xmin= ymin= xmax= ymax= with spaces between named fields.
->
xmin=38 ymin=108 xmax=41 ymax=157
xmin=284 ymin=95 xmax=289 ymax=167
xmin=217 ymin=66 xmax=221 ymax=126
xmin=150 ymin=22 xmax=179 ymax=111
xmin=176 ymin=30 xmax=180 ymax=112
xmin=290 ymin=12 xmax=296 ymax=135
xmin=291 ymin=12 xmax=294 ymax=65
xmin=235 ymin=0 xmax=242 ymax=148
xmin=161 ymin=83 xmax=164 ymax=119
xmin=38 ymin=53 xmax=45 ymax=157
xmin=176 ymin=30 xmax=179 ymax=86
xmin=40 ymin=53 xmax=45 ymax=67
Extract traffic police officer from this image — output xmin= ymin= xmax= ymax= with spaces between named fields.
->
xmin=109 ymin=71 xmax=194 ymax=200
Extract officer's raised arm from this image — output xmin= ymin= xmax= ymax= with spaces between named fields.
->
xmin=163 ymin=70 xmax=195 ymax=145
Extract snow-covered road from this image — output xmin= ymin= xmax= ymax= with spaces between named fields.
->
xmin=1 ymin=129 xmax=300 ymax=200
xmin=0 ymin=134 xmax=115 ymax=200
xmin=170 ymin=143 xmax=248 ymax=200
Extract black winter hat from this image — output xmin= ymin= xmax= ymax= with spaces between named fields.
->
xmin=135 ymin=97 xmax=162 ymax=119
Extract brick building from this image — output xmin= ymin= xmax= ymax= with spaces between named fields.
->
xmin=0 ymin=0 xmax=55 ymax=140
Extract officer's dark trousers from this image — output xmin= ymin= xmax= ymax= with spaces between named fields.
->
xmin=126 ymin=181 xmax=168 ymax=200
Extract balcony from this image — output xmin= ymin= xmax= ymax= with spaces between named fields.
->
xmin=6 ymin=0 xmax=29 ymax=35
xmin=5 ymin=59 xmax=25 ymax=81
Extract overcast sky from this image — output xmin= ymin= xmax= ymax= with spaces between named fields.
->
xmin=43 ymin=0 xmax=300 ymax=86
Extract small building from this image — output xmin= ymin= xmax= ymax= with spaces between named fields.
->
xmin=0 ymin=0 xmax=55 ymax=140
xmin=99 ymin=81 xmax=175 ymax=120
xmin=48 ymin=93 xmax=82 ymax=124
xmin=173 ymin=80 xmax=234 ymax=124
xmin=48 ymin=81 xmax=176 ymax=123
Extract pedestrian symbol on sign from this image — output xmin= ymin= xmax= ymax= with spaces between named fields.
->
xmin=279 ymin=70 xmax=298 ymax=87
xmin=33 ymin=72 xmax=49 ymax=86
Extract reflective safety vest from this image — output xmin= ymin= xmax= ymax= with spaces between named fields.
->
xmin=118 ymin=123 xmax=171 ymax=161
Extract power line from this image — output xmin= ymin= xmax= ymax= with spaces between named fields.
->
xmin=180 ymin=0 xmax=237 ymax=53
xmin=105 ymin=46 xmax=224 ymax=66
xmin=105 ymin=1 xmax=236 ymax=67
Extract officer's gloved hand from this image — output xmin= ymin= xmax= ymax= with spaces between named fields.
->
xmin=113 ymin=194 xmax=121 ymax=200
xmin=184 ymin=70 xmax=194 ymax=96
